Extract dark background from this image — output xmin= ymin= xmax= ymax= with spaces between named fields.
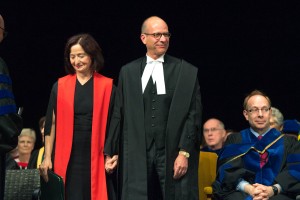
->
xmin=1 ymin=0 xmax=300 ymax=148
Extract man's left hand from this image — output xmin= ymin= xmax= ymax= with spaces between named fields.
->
xmin=173 ymin=153 xmax=188 ymax=179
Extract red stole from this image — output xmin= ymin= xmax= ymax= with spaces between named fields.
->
xmin=55 ymin=73 xmax=112 ymax=200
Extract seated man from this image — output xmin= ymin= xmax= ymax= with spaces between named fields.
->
xmin=213 ymin=90 xmax=300 ymax=200
xmin=201 ymin=118 xmax=227 ymax=154
xmin=199 ymin=118 xmax=227 ymax=200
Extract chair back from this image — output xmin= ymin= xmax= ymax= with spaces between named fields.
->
xmin=198 ymin=151 xmax=218 ymax=200
xmin=4 ymin=169 xmax=40 ymax=200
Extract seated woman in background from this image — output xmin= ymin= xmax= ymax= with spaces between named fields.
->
xmin=36 ymin=116 xmax=46 ymax=168
xmin=6 ymin=128 xmax=38 ymax=169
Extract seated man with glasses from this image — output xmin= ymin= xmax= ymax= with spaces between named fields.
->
xmin=201 ymin=118 xmax=227 ymax=154
xmin=212 ymin=89 xmax=300 ymax=200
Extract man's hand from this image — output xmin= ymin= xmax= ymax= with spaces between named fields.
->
xmin=105 ymin=155 xmax=118 ymax=174
xmin=253 ymin=183 xmax=274 ymax=199
xmin=173 ymin=153 xmax=188 ymax=179
xmin=245 ymin=183 xmax=274 ymax=200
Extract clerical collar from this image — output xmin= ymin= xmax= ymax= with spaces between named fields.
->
xmin=146 ymin=54 xmax=165 ymax=63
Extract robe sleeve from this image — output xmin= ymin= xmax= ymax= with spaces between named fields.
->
xmin=275 ymin=137 xmax=300 ymax=195
xmin=178 ymin=76 xmax=202 ymax=153
xmin=212 ymin=133 xmax=254 ymax=199
xmin=104 ymin=70 xmax=124 ymax=156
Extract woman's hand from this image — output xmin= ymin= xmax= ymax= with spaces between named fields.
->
xmin=105 ymin=155 xmax=118 ymax=174
xmin=39 ymin=157 xmax=52 ymax=182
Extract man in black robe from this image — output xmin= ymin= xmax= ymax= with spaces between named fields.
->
xmin=213 ymin=90 xmax=300 ymax=200
xmin=104 ymin=16 xmax=202 ymax=200
xmin=0 ymin=14 xmax=22 ymax=200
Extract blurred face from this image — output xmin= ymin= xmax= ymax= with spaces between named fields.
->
xmin=140 ymin=18 xmax=170 ymax=59
xmin=203 ymin=119 xmax=226 ymax=150
xmin=40 ymin=122 xmax=45 ymax=143
xmin=269 ymin=116 xmax=282 ymax=131
xmin=0 ymin=15 xmax=4 ymax=43
xmin=18 ymin=136 xmax=34 ymax=156
xmin=243 ymin=95 xmax=271 ymax=134
xmin=70 ymin=44 xmax=92 ymax=75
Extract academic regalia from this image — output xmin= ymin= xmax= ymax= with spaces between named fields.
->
xmin=0 ymin=57 xmax=22 ymax=200
xmin=45 ymin=73 xmax=115 ymax=200
xmin=213 ymin=128 xmax=300 ymax=200
xmin=105 ymin=55 xmax=202 ymax=200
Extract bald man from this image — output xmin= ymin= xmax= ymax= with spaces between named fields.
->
xmin=105 ymin=16 xmax=202 ymax=200
xmin=202 ymin=118 xmax=227 ymax=153
xmin=0 ymin=14 xmax=22 ymax=200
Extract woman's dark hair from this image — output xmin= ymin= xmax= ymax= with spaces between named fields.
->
xmin=64 ymin=33 xmax=104 ymax=74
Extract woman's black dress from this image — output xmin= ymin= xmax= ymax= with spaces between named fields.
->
xmin=45 ymin=78 xmax=93 ymax=200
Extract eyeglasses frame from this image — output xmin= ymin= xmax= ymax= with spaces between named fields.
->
xmin=143 ymin=32 xmax=171 ymax=40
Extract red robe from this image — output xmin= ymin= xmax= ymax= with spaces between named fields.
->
xmin=55 ymin=73 xmax=112 ymax=200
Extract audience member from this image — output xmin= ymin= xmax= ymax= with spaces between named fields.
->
xmin=104 ymin=16 xmax=202 ymax=200
xmin=7 ymin=147 xmax=19 ymax=160
xmin=225 ymin=129 xmax=238 ymax=137
xmin=199 ymin=118 xmax=227 ymax=200
xmin=38 ymin=116 xmax=46 ymax=143
xmin=39 ymin=33 xmax=116 ymax=200
xmin=213 ymin=89 xmax=300 ymax=200
xmin=201 ymin=118 xmax=227 ymax=154
xmin=6 ymin=128 xmax=37 ymax=169
xmin=282 ymin=119 xmax=300 ymax=140
xmin=270 ymin=107 xmax=284 ymax=131
xmin=36 ymin=116 xmax=45 ymax=167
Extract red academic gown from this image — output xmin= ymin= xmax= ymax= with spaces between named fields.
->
xmin=55 ymin=73 xmax=112 ymax=200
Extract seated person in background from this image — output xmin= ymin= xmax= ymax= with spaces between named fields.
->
xmin=225 ymin=129 xmax=238 ymax=137
xmin=270 ymin=107 xmax=284 ymax=131
xmin=198 ymin=118 xmax=228 ymax=200
xmin=213 ymin=89 xmax=300 ymax=200
xmin=6 ymin=128 xmax=38 ymax=169
xmin=36 ymin=116 xmax=45 ymax=167
xmin=201 ymin=118 xmax=227 ymax=154
xmin=7 ymin=147 xmax=19 ymax=160
xmin=282 ymin=119 xmax=300 ymax=140
xmin=38 ymin=116 xmax=46 ymax=144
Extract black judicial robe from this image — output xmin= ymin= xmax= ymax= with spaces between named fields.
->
xmin=213 ymin=128 xmax=300 ymax=200
xmin=104 ymin=55 xmax=202 ymax=200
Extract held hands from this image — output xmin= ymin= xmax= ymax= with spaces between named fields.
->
xmin=38 ymin=157 xmax=52 ymax=183
xmin=173 ymin=152 xmax=188 ymax=179
xmin=105 ymin=155 xmax=118 ymax=174
xmin=246 ymin=183 xmax=274 ymax=200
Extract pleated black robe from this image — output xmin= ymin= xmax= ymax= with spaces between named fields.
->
xmin=105 ymin=55 xmax=202 ymax=200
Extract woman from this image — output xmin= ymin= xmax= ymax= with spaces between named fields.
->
xmin=36 ymin=116 xmax=45 ymax=168
xmin=6 ymin=128 xmax=37 ymax=169
xmin=39 ymin=33 xmax=115 ymax=200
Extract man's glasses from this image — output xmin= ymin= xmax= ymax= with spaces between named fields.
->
xmin=143 ymin=32 xmax=171 ymax=40
xmin=203 ymin=127 xmax=224 ymax=134
xmin=0 ymin=26 xmax=8 ymax=38
xmin=246 ymin=107 xmax=271 ymax=115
